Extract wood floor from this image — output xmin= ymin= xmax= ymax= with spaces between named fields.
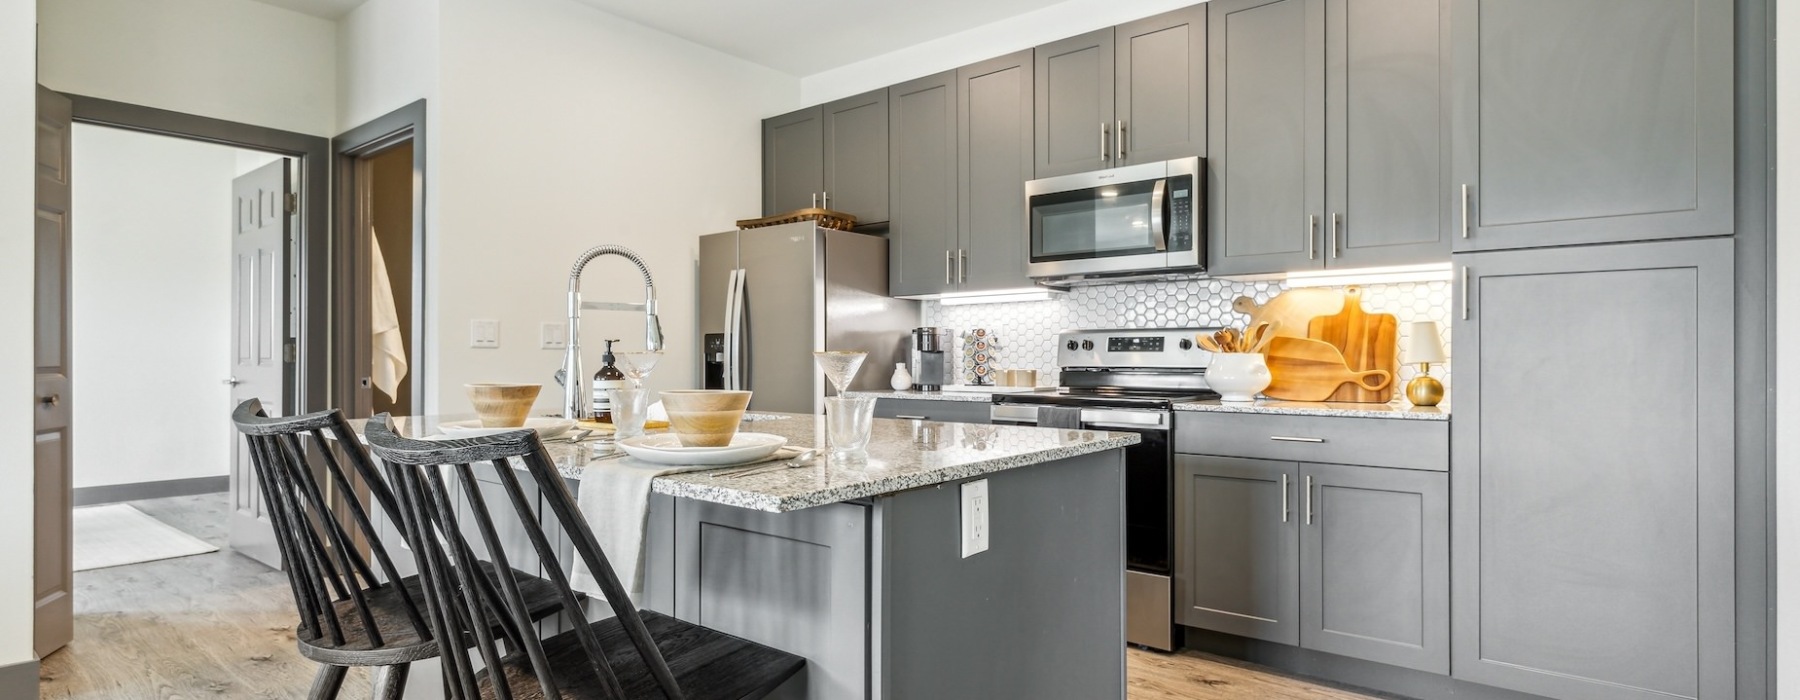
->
xmin=39 ymin=493 xmax=1382 ymax=700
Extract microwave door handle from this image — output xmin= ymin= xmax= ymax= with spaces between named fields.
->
xmin=1150 ymin=179 xmax=1167 ymax=252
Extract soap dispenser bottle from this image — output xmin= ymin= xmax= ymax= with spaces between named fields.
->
xmin=592 ymin=339 xmax=625 ymax=423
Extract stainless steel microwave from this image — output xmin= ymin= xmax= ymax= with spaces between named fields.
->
xmin=1025 ymin=156 xmax=1202 ymax=281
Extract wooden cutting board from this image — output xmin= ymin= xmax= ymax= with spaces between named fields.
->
xmin=1233 ymin=289 xmax=1345 ymax=338
xmin=1262 ymin=336 xmax=1393 ymax=402
xmin=1305 ymin=287 xmax=1399 ymax=402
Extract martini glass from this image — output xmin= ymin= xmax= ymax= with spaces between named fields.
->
xmin=812 ymin=351 xmax=868 ymax=394
xmin=618 ymin=351 xmax=663 ymax=388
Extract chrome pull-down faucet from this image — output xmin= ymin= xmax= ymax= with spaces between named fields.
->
xmin=562 ymin=245 xmax=664 ymax=420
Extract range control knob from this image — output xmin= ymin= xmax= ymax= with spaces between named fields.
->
xmin=1179 ymin=338 xmax=1194 ymax=351
xmin=1066 ymin=340 xmax=1080 ymax=351
xmin=1080 ymin=340 xmax=1095 ymax=351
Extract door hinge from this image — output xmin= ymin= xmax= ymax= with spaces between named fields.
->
xmin=285 ymin=192 xmax=298 ymax=214
xmin=284 ymin=340 xmax=297 ymax=363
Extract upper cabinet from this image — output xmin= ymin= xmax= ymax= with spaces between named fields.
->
xmin=1034 ymin=5 xmax=1207 ymax=179
xmin=1449 ymin=0 xmax=1734 ymax=251
xmin=1207 ymin=0 xmax=1449 ymax=277
xmin=888 ymin=71 xmax=959 ymax=298
xmin=763 ymin=89 xmax=891 ymax=224
xmin=958 ymin=50 xmax=1036 ymax=292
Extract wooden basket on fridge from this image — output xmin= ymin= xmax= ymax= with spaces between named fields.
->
xmin=736 ymin=208 xmax=858 ymax=231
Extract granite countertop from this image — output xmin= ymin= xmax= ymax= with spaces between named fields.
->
xmin=372 ymin=413 xmax=1139 ymax=513
xmin=1173 ymin=399 xmax=1450 ymax=421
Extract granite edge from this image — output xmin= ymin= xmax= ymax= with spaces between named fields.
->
xmin=846 ymin=390 xmax=1000 ymax=403
xmin=1172 ymin=401 xmax=1451 ymax=421
xmin=648 ymin=433 xmax=1141 ymax=513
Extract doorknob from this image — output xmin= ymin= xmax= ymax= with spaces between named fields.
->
xmin=223 ymin=377 xmax=242 ymax=386
xmin=38 ymin=394 xmax=60 ymax=408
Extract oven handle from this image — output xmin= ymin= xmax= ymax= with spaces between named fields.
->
xmin=1150 ymin=179 xmax=1167 ymax=252
xmin=1087 ymin=421 xmax=1169 ymax=432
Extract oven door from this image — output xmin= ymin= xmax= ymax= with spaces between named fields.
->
xmin=1026 ymin=157 xmax=1199 ymax=279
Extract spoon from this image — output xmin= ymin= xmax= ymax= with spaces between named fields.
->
xmin=723 ymin=449 xmax=821 ymax=479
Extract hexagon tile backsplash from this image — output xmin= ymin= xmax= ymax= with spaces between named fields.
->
xmin=922 ymin=279 xmax=1454 ymax=395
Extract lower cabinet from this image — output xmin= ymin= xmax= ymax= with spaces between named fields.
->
xmin=1176 ymin=453 xmax=1449 ymax=674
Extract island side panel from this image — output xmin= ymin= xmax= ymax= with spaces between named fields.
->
xmin=873 ymin=449 xmax=1126 ymax=699
xmin=662 ymin=498 xmax=872 ymax=700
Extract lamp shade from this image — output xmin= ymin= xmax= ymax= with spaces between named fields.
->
xmin=1401 ymin=321 xmax=1447 ymax=364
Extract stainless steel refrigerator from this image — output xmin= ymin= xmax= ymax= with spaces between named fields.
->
xmin=698 ymin=221 xmax=918 ymax=413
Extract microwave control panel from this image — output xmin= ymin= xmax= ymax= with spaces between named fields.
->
xmin=1168 ymin=175 xmax=1194 ymax=252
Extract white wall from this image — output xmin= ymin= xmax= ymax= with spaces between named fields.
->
xmin=801 ymin=0 xmax=1199 ymax=105
xmin=69 ymin=125 xmax=244 ymax=489
xmin=1776 ymin=0 xmax=1797 ymax=692
xmin=2 ymin=0 xmax=39 ymax=670
xmin=429 ymin=0 xmax=800 ymax=415
xmin=337 ymin=0 xmax=440 ymax=130
xmin=37 ymin=0 xmax=339 ymax=136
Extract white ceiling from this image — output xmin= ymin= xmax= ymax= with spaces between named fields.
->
xmin=248 ymin=0 xmax=367 ymax=20
xmin=569 ymin=0 xmax=1073 ymax=76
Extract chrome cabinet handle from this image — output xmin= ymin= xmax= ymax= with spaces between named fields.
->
xmin=1305 ymin=475 xmax=1314 ymax=524
xmin=1307 ymin=215 xmax=1318 ymax=260
xmin=945 ymin=250 xmax=953 ymax=285
xmin=1330 ymin=213 xmax=1341 ymax=258
xmin=812 ymin=192 xmax=819 ymax=208
xmin=39 ymin=394 xmax=60 ymax=408
xmin=1117 ymin=120 xmax=1127 ymax=161
xmin=957 ymin=249 xmax=967 ymax=282
xmin=1100 ymin=123 xmax=1109 ymax=162
xmin=1460 ymin=184 xmax=1470 ymax=239
xmin=1461 ymin=265 xmax=1470 ymax=320
xmin=1281 ymin=473 xmax=1289 ymax=523
xmin=1270 ymin=435 xmax=1326 ymax=443
xmin=822 ymin=191 xmax=830 ymax=210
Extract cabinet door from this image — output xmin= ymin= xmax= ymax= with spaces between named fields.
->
xmin=1449 ymin=0 xmax=1733 ymax=251
xmin=958 ymin=50 xmax=1034 ymax=292
xmin=1326 ymin=0 xmax=1448 ymax=267
xmin=1206 ymin=0 xmax=1326 ymax=276
xmin=1175 ymin=455 xmax=1299 ymax=645
xmin=1300 ymin=463 xmax=1448 ymax=674
xmin=763 ymin=106 xmax=824 ymax=215
xmin=822 ymin=89 xmax=889 ymax=224
xmin=872 ymin=398 xmax=991 ymax=425
xmin=1116 ymin=4 xmax=1207 ymax=166
xmin=1034 ymin=27 xmax=1116 ymax=178
xmin=1452 ymin=239 xmax=1734 ymax=699
xmin=888 ymin=71 xmax=959 ymax=298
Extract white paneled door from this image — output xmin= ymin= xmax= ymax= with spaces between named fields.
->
xmin=227 ymin=159 xmax=290 ymax=569
xmin=34 ymin=85 xmax=74 ymax=659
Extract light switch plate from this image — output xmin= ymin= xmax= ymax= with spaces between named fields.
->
xmin=470 ymin=319 xmax=500 ymax=348
xmin=541 ymin=323 xmax=567 ymax=350
xmin=961 ymin=479 xmax=989 ymax=558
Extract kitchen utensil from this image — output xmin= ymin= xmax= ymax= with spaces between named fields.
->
xmin=615 ymin=432 xmax=787 ymax=465
xmin=1244 ymin=322 xmax=1275 ymax=354
xmin=464 ymin=383 xmax=542 ymax=428
xmin=723 ymin=449 xmax=822 ymax=479
xmin=439 ymin=416 xmax=574 ymax=439
xmin=1305 ymin=287 xmax=1400 ymax=402
xmin=659 ymin=390 xmax=753 ymax=447
xmin=1262 ymin=336 xmax=1393 ymax=401
xmin=824 ymin=395 xmax=877 ymax=456
xmin=1197 ymin=335 xmax=1224 ymax=353
xmin=607 ymin=387 xmax=650 ymax=440
xmin=813 ymin=351 xmax=868 ymax=393
xmin=1233 ymin=289 xmax=1346 ymax=338
xmin=618 ymin=351 xmax=663 ymax=387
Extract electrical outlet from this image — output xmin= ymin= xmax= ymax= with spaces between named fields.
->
xmin=541 ymin=323 xmax=567 ymax=350
xmin=470 ymin=319 xmax=500 ymax=348
xmin=961 ymin=479 xmax=989 ymax=558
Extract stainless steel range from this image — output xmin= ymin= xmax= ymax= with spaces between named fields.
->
xmin=990 ymin=328 xmax=1219 ymax=651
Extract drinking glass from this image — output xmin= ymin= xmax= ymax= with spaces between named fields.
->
xmin=607 ymin=387 xmax=650 ymax=440
xmin=813 ymin=351 xmax=868 ymax=393
xmin=618 ymin=351 xmax=663 ymax=388
xmin=823 ymin=395 xmax=877 ymax=457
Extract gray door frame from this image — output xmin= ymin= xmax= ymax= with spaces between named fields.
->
xmin=67 ymin=94 xmax=331 ymax=418
xmin=332 ymin=100 xmax=427 ymax=419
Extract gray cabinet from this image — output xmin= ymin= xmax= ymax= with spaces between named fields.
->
xmin=887 ymin=71 xmax=959 ymax=298
xmin=1208 ymin=0 xmax=1448 ymax=276
xmin=1449 ymin=0 xmax=1734 ymax=251
xmin=957 ymin=50 xmax=1034 ymax=292
xmin=762 ymin=106 xmax=824 ymax=216
xmin=1175 ymin=454 xmax=1299 ymax=645
xmin=1035 ymin=7 xmax=1207 ymax=179
xmin=1301 ymin=462 xmax=1448 ymax=674
xmin=763 ymin=89 xmax=890 ymax=224
xmin=1451 ymin=238 xmax=1735 ymax=699
xmin=871 ymin=398 xmax=991 ymax=425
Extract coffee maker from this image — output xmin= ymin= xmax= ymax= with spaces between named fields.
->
xmin=911 ymin=327 xmax=953 ymax=391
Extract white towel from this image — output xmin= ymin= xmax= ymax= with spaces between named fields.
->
xmin=370 ymin=232 xmax=408 ymax=401
xmin=569 ymin=457 xmax=717 ymax=603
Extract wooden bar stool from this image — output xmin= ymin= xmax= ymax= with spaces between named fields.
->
xmin=230 ymin=399 xmax=565 ymax=699
xmin=364 ymin=413 xmax=806 ymax=700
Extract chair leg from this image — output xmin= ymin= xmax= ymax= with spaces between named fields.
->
xmin=372 ymin=663 xmax=412 ymax=700
xmin=307 ymin=664 xmax=349 ymax=700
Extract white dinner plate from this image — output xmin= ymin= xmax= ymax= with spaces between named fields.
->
xmin=438 ymin=417 xmax=578 ymax=440
xmin=616 ymin=433 xmax=787 ymax=466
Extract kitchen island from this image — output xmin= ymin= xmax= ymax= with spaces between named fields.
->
xmin=368 ymin=414 xmax=1139 ymax=700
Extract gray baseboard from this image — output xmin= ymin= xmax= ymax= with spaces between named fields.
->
xmin=1181 ymin=627 xmax=1552 ymax=700
xmin=0 ymin=657 xmax=37 ymax=700
xmin=73 ymin=475 xmax=228 ymax=507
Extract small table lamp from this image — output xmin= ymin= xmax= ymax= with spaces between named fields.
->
xmin=1402 ymin=321 xmax=1447 ymax=407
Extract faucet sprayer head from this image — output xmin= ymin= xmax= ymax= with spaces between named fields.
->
xmin=646 ymin=313 xmax=665 ymax=352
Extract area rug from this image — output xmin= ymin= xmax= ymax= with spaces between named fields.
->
xmin=73 ymin=503 xmax=219 ymax=571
